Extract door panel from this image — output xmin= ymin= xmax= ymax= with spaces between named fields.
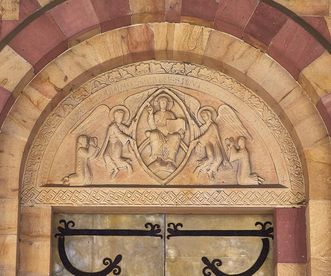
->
xmin=52 ymin=214 xmax=273 ymax=276
xmin=52 ymin=214 xmax=165 ymax=276
xmin=165 ymin=215 xmax=273 ymax=276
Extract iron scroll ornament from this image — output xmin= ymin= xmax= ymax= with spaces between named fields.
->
xmin=167 ymin=221 xmax=274 ymax=276
xmin=55 ymin=220 xmax=273 ymax=275
xmin=54 ymin=220 xmax=163 ymax=276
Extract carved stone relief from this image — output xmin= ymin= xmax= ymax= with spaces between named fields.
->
xmin=21 ymin=61 xmax=305 ymax=206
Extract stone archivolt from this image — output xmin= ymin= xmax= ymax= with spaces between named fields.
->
xmin=21 ymin=61 xmax=304 ymax=206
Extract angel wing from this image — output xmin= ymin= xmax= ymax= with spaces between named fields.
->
xmin=70 ymin=104 xmax=111 ymax=141
xmin=216 ymin=105 xmax=252 ymax=142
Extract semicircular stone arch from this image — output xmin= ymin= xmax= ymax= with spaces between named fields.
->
xmin=0 ymin=5 xmax=330 ymax=276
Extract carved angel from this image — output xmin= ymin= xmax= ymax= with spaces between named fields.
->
xmin=62 ymin=135 xmax=99 ymax=185
xmin=225 ymin=136 xmax=264 ymax=185
xmin=191 ymin=105 xmax=252 ymax=181
xmin=97 ymin=106 xmax=136 ymax=178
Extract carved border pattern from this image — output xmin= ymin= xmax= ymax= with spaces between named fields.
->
xmin=21 ymin=61 xmax=305 ymax=206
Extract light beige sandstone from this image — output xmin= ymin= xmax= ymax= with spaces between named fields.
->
xmin=36 ymin=0 xmax=52 ymax=6
xmin=0 ymin=199 xmax=18 ymax=235
xmin=0 ymin=234 xmax=17 ymax=274
xmin=0 ymin=0 xmax=19 ymax=20
xmin=308 ymin=257 xmax=331 ymax=276
xmin=203 ymin=30 xmax=261 ymax=81
xmin=276 ymin=263 xmax=306 ymax=276
xmin=68 ymin=26 xmax=101 ymax=47
xmin=299 ymin=51 xmax=331 ymax=104
xmin=0 ymin=46 xmax=33 ymax=93
xmin=326 ymin=16 xmax=331 ymax=32
xmin=20 ymin=207 xmax=52 ymax=240
xmin=307 ymin=200 xmax=331 ymax=276
xmin=274 ymin=0 xmax=329 ymax=16
xmin=18 ymin=237 xmax=51 ymax=275
xmin=37 ymin=28 xmax=135 ymax=90
xmin=130 ymin=0 xmax=165 ymax=23
xmin=150 ymin=23 xmax=176 ymax=60
xmin=172 ymin=23 xmax=212 ymax=64
xmin=0 ymin=133 xmax=25 ymax=199
xmin=304 ymin=137 xmax=331 ymax=200
xmin=246 ymin=53 xmax=298 ymax=104
xmin=279 ymin=86 xmax=328 ymax=149
xmin=18 ymin=207 xmax=52 ymax=275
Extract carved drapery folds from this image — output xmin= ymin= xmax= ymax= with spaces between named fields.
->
xmin=21 ymin=61 xmax=305 ymax=206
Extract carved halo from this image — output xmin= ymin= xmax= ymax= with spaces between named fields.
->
xmin=108 ymin=105 xmax=131 ymax=124
xmin=197 ymin=106 xmax=217 ymax=123
xmin=153 ymin=93 xmax=174 ymax=110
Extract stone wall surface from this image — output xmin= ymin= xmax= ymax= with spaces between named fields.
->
xmin=0 ymin=1 xmax=330 ymax=276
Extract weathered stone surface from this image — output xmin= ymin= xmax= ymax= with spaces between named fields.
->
xmin=0 ymin=0 xmax=19 ymax=20
xmin=172 ymin=24 xmax=211 ymax=63
xmin=165 ymin=0 xmax=181 ymax=22
xmin=244 ymin=2 xmax=288 ymax=49
xmin=8 ymin=13 xmax=67 ymax=72
xmin=92 ymin=0 xmax=131 ymax=31
xmin=0 ymin=46 xmax=33 ymax=92
xmin=274 ymin=0 xmax=329 ymax=16
xmin=0 ymin=199 xmax=18 ymax=235
xmin=303 ymin=16 xmax=331 ymax=43
xmin=276 ymin=263 xmax=306 ymax=276
xmin=129 ymin=0 xmax=165 ymax=23
xmin=0 ymin=86 xmax=10 ymax=115
xmin=299 ymin=51 xmax=331 ymax=104
xmin=274 ymin=208 xmax=307 ymax=263
xmin=279 ymin=86 xmax=328 ymax=149
xmin=181 ymin=0 xmax=219 ymax=21
xmin=317 ymin=93 xmax=331 ymax=135
xmin=20 ymin=207 xmax=52 ymax=241
xmin=150 ymin=23 xmax=175 ymax=60
xmin=304 ymin=137 xmax=331 ymax=200
xmin=307 ymin=200 xmax=331 ymax=275
xmin=246 ymin=51 xmax=298 ymax=103
xmin=49 ymin=0 xmax=99 ymax=41
xmin=0 ymin=0 xmax=40 ymax=40
xmin=268 ymin=18 xmax=325 ymax=80
xmin=19 ymin=237 xmax=51 ymax=275
xmin=214 ymin=0 xmax=258 ymax=38
xmin=0 ymin=235 xmax=17 ymax=273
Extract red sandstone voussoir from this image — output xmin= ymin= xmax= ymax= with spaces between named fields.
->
xmin=317 ymin=93 xmax=331 ymax=135
xmin=92 ymin=0 xmax=131 ymax=32
xmin=274 ymin=208 xmax=307 ymax=264
xmin=9 ymin=13 xmax=67 ymax=72
xmin=303 ymin=16 xmax=331 ymax=43
xmin=181 ymin=0 xmax=219 ymax=22
xmin=0 ymin=0 xmax=40 ymax=40
xmin=244 ymin=2 xmax=288 ymax=50
xmin=214 ymin=0 xmax=258 ymax=39
xmin=165 ymin=0 xmax=182 ymax=22
xmin=49 ymin=0 xmax=99 ymax=40
xmin=268 ymin=18 xmax=325 ymax=80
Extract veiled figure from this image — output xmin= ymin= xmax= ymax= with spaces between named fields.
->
xmin=145 ymin=94 xmax=185 ymax=168
xmin=226 ymin=136 xmax=264 ymax=185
